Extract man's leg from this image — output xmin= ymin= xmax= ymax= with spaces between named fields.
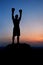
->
xmin=12 ymin=36 xmax=15 ymax=44
xmin=17 ymin=36 xmax=19 ymax=43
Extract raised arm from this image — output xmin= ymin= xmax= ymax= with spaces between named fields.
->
xmin=12 ymin=8 xmax=15 ymax=20
xmin=19 ymin=9 xmax=22 ymax=22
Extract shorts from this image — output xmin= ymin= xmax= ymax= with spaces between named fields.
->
xmin=13 ymin=27 xmax=20 ymax=36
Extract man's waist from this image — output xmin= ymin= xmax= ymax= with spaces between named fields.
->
xmin=14 ymin=26 xmax=20 ymax=28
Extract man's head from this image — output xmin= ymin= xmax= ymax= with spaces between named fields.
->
xmin=15 ymin=14 xmax=18 ymax=19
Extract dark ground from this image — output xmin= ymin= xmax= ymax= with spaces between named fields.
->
xmin=0 ymin=43 xmax=43 ymax=54
xmin=0 ymin=43 xmax=43 ymax=64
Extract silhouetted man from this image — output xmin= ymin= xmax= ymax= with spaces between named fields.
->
xmin=12 ymin=8 xmax=22 ymax=44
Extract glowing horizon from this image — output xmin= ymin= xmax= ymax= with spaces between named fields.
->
xmin=0 ymin=31 xmax=43 ymax=43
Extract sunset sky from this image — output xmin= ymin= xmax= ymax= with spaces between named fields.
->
xmin=0 ymin=0 xmax=43 ymax=45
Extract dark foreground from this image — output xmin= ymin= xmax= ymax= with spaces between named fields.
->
xmin=0 ymin=43 xmax=43 ymax=63
xmin=0 ymin=43 xmax=43 ymax=54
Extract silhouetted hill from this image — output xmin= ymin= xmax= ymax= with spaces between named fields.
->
xmin=0 ymin=43 xmax=43 ymax=55
xmin=6 ymin=43 xmax=31 ymax=49
xmin=0 ymin=43 xmax=43 ymax=64
xmin=0 ymin=43 xmax=31 ymax=51
xmin=0 ymin=42 xmax=43 ymax=62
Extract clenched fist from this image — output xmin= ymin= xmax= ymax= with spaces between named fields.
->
xmin=19 ymin=9 xmax=22 ymax=13
xmin=12 ymin=8 xmax=15 ymax=13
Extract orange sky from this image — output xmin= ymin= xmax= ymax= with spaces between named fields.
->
xmin=0 ymin=32 xmax=43 ymax=43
